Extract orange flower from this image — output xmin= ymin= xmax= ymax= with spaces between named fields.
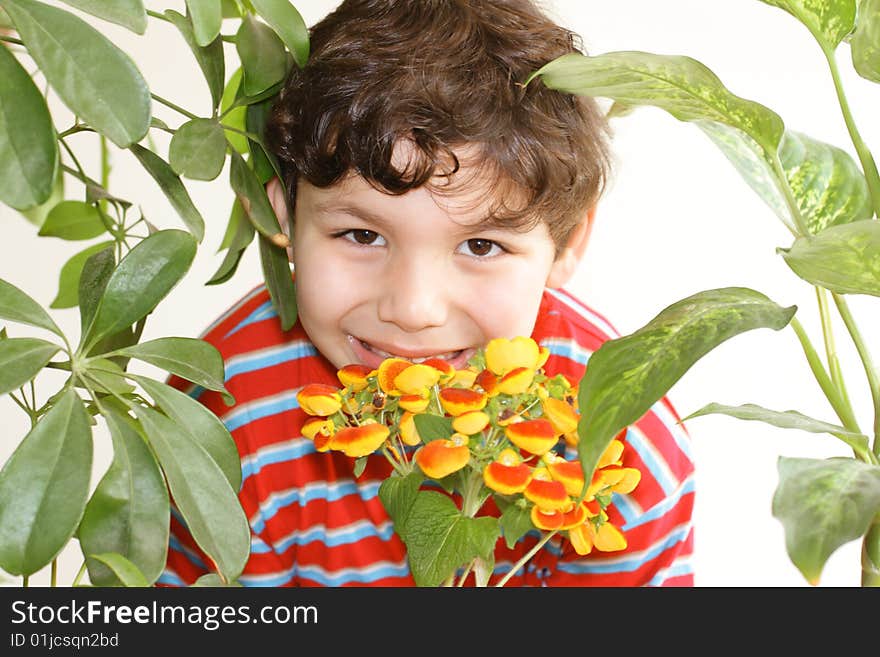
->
xmin=531 ymin=505 xmax=565 ymax=530
xmin=415 ymin=434 xmax=470 ymax=479
xmin=337 ymin=364 xmax=373 ymax=391
xmin=544 ymin=454 xmax=585 ymax=498
xmin=297 ymin=384 xmax=342 ymax=416
xmin=588 ymin=466 xmax=641 ymax=498
xmin=421 ymin=357 xmax=456 ymax=383
xmin=394 ymin=363 xmax=441 ymax=395
xmin=485 ymin=336 xmax=541 ymax=376
xmin=448 ymin=367 xmax=478 ymax=388
xmin=569 ymin=519 xmax=627 ymax=555
xmin=524 ymin=468 xmax=570 ymax=511
xmin=542 ymin=397 xmax=579 ymax=435
xmin=377 ymin=358 xmax=413 ymax=395
xmin=495 ymin=366 xmax=534 ymax=395
xmin=398 ymin=392 xmax=430 ymax=413
xmin=505 ymin=418 xmax=558 ymax=456
xmin=483 ymin=448 xmax=533 ymax=495
xmin=439 ymin=387 xmax=487 ymax=416
xmin=598 ymin=438 xmax=625 ymax=468
xmin=301 ymin=417 xmax=335 ymax=440
xmin=475 ymin=369 xmax=498 ymax=396
xmin=398 ymin=411 xmax=422 ymax=446
xmin=329 ymin=422 xmax=390 ymax=457
xmin=452 ymin=410 xmax=490 ymax=435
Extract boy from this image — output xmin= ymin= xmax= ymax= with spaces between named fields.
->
xmin=160 ymin=0 xmax=695 ymax=587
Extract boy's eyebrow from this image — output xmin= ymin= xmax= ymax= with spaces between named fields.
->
xmin=312 ymin=202 xmax=390 ymax=228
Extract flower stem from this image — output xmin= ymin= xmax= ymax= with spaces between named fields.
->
xmin=72 ymin=561 xmax=88 ymax=587
xmin=815 ymin=287 xmax=852 ymax=414
xmin=495 ymin=531 xmax=557 ymax=587
xmin=151 ymin=93 xmax=199 ymax=121
xmin=822 ymin=46 xmax=880 ymax=218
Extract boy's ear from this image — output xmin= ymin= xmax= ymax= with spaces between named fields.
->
xmin=266 ymin=176 xmax=294 ymax=260
xmin=546 ymin=206 xmax=596 ymax=289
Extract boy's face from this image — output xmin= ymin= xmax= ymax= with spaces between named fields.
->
xmin=273 ymin=159 xmax=582 ymax=371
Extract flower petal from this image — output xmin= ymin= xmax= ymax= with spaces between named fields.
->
xmin=542 ymin=397 xmax=579 ymax=435
xmin=297 ymin=383 xmax=342 ymax=416
xmin=531 ymin=506 xmax=565 ymax=530
xmin=377 ymin=358 xmax=413 ymax=395
xmin=593 ymin=521 xmax=627 ymax=552
xmin=301 ymin=417 xmax=335 ymax=440
xmin=394 ymin=363 xmax=441 ymax=395
xmin=545 ymin=456 xmax=585 ymax=497
xmin=452 ymin=410 xmax=490 ymax=435
xmin=398 ymin=411 xmax=422 ymax=446
xmin=337 ymin=364 xmax=373 ymax=391
xmin=524 ymin=468 xmax=570 ymax=511
xmin=505 ymin=418 xmax=558 ymax=455
xmin=329 ymin=423 xmax=390 ymax=457
xmin=439 ymin=387 xmax=488 ymax=416
xmin=421 ymin=357 xmax=456 ymax=383
xmin=485 ymin=336 xmax=540 ymax=375
xmin=568 ymin=523 xmax=593 ymax=555
xmin=415 ymin=436 xmax=471 ymax=479
xmin=398 ymin=392 xmax=430 ymax=413
xmin=495 ymin=366 xmax=534 ymax=395
xmin=483 ymin=459 xmax=533 ymax=495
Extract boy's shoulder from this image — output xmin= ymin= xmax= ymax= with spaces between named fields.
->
xmin=535 ymin=287 xmax=622 ymax=350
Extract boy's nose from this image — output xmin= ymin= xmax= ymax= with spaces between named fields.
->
xmin=377 ymin=256 xmax=449 ymax=332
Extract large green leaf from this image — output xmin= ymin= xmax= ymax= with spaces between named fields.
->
xmin=0 ymin=388 xmax=92 ymax=576
xmin=207 ymin=199 xmax=255 ymax=286
xmin=229 ymin=148 xmax=288 ymax=243
xmin=235 ymin=13 xmax=288 ymax=96
xmin=169 ymin=118 xmax=228 ymax=182
xmin=77 ymin=246 xmax=115 ymax=335
xmin=50 ymin=240 xmax=115 ymax=310
xmin=113 ymin=337 xmax=229 ymax=397
xmin=249 ymin=0 xmax=309 ymax=68
xmin=684 ymin=402 xmax=869 ymax=454
xmin=0 ymin=42 xmax=58 ymax=210
xmin=134 ymin=405 xmax=249 ymax=583
xmin=220 ymin=68 xmax=249 ymax=154
xmin=772 ymin=456 xmax=880 ymax=584
xmin=529 ymin=50 xmax=784 ymax=155
xmin=185 ymin=0 xmax=222 ymax=47
xmin=129 ymin=144 xmax=206 ymax=242
xmin=851 ymin=0 xmax=880 ymax=82
xmin=701 ymin=126 xmax=872 ymax=234
xmin=82 ymin=230 xmax=197 ymax=351
xmin=396 ymin=489 xmax=498 ymax=587
xmin=758 ymin=0 xmax=857 ymax=50
xmin=38 ymin=200 xmax=108 ymax=241
xmin=78 ymin=407 xmax=169 ymax=586
xmin=165 ymin=9 xmax=225 ymax=111
xmin=89 ymin=553 xmax=150 ymax=587
xmin=778 ymin=219 xmax=880 ymax=295
xmin=133 ymin=376 xmax=240 ymax=491
xmin=0 ymin=337 xmax=61 ymax=395
xmin=576 ymin=288 xmax=796 ymax=486
xmin=0 ymin=278 xmax=64 ymax=337
xmin=19 ymin=167 xmax=64 ymax=228
xmin=378 ymin=471 xmax=424 ymax=536
xmin=58 ymin=0 xmax=147 ymax=34
xmin=4 ymin=0 xmax=150 ymax=148
xmin=258 ymin=234 xmax=297 ymax=331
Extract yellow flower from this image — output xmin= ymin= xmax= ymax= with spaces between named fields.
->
xmin=297 ymin=384 xmax=342 ymax=416
xmin=505 ymin=418 xmax=558 ymax=456
xmin=394 ymin=363 xmax=441 ymax=395
xmin=483 ymin=448 xmax=533 ymax=495
xmin=415 ymin=434 xmax=471 ymax=479
xmin=398 ymin=411 xmax=422 ymax=446
xmin=485 ymin=336 xmax=540 ymax=376
xmin=542 ymin=397 xmax=579 ymax=435
xmin=329 ymin=422 xmax=390 ymax=458
xmin=524 ymin=467 xmax=570 ymax=512
xmin=452 ymin=410 xmax=490 ymax=435
xmin=495 ymin=366 xmax=534 ymax=395
xmin=439 ymin=387 xmax=488 ymax=416
xmin=398 ymin=391 xmax=430 ymax=413
xmin=337 ymin=364 xmax=374 ymax=391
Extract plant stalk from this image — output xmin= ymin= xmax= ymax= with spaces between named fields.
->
xmin=495 ymin=531 xmax=557 ymax=587
xmin=815 ymin=287 xmax=855 ymax=419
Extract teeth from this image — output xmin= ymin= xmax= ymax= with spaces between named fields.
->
xmin=362 ymin=341 xmax=460 ymax=362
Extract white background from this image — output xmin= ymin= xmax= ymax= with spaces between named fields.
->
xmin=1 ymin=0 xmax=878 ymax=587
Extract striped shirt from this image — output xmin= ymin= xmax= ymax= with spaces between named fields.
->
xmin=159 ymin=283 xmax=695 ymax=587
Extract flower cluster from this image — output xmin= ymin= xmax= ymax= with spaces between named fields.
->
xmin=296 ymin=336 xmax=640 ymax=559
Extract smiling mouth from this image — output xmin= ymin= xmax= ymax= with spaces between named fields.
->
xmin=357 ymin=339 xmax=464 ymax=363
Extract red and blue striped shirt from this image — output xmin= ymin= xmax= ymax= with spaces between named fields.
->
xmin=159 ymin=283 xmax=695 ymax=586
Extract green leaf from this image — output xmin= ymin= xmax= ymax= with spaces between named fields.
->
xmin=683 ymin=402 xmax=869 ymax=453
xmin=0 ymin=388 xmax=93 ymax=576
xmin=169 ymin=118 xmax=228 ymax=181
xmin=82 ymin=230 xmax=197 ymax=351
xmin=129 ymin=144 xmax=206 ymax=242
xmin=0 ymin=42 xmax=58 ymax=210
xmin=220 ymin=68 xmax=249 ymax=155
xmin=79 ymin=406 xmax=169 ymax=587
xmin=701 ymin=126 xmax=872 ymax=234
xmin=79 ymin=357 xmax=136 ymax=395
xmin=88 ymin=553 xmax=150 ymax=587
xmin=530 ymin=50 xmax=784 ymax=155
xmin=50 ymin=240 xmax=115 ymax=310
xmin=134 ymin=405 xmax=250 ymax=583
xmin=235 ymin=14 xmax=288 ymax=96
xmin=772 ymin=456 xmax=880 ymax=585
xmin=185 ymin=0 xmax=222 ymax=47
xmin=413 ymin=414 xmax=454 ymax=443
xmin=758 ymin=0 xmax=857 ymax=50
xmin=193 ymin=573 xmax=242 ymax=586
xmin=77 ymin=246 xmax=115 ymax=335
xmin=0 ymin=278 xmax=65 ymax=337
xmin=19 ymin=167 xmax=64 ymax=228
xmin=165 ymin=9 xmax=225 ymax=111
xmin=397 ymin=490 xmax=498 ymax=587
xmin=0 ymin=337 xmax=61 ymax=395
xmin=58 ymin=0 xmax=147 ymax=34
xmin=498 ymin=501 xmax=534 ymax=550
xmin=229 ymin=148 xmax=287 ymax=243
xmin=221 ymin=0 xmax=241 ymax=19
xmin=378 ymin=471 xmax=423 ymax=539
xmin=113 ymin=337 xmax=229 ymax=396
xmin=258 ymin=234 xmax=297 ymax=331
xmin=778 ymin=219 xmax=880 ymax=295
xmin=246 ymin=101 xmax=279 ymax=184
xmin=249 ymin=0 xmax=310 ymax=69
xmin=207 ymin=199 xmax=255 ymax=286
xmin=851 ymin=0 xmax=880 ymax=82
xmin=133 ymin=375 xmax=240 ymax=493
xmin=577 ymin=287 xmax=796 ymax=486
xmin=4 ymin=0 xmax=150 ymax=148
xmin=38 ymin=200 xmax=108 ymax=241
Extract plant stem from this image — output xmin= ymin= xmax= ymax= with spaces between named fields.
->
xmin=145 ymin=9 xmax=171 ymax=24
xmin=822 ymin=46 xmax=880 ymax=218
xmin=789 ymin=318 xmax=861 ymax=435
xmin=0 ymin=34 xmax=24 ymax=46
xmin=770 ymin=153 xmax=809 ymax=237
xmin=151 ymin=93 xmax=199 ymax=121
xmin=495 ymin=531 xmax=557 ymax=587
xmin=832 ymin=294 xmax=880 ymax=453
xmin=51 ymin=559 xmax=57 ymax=587
xmin=815 ymin=287 xmax=854 ymax=416
xmin=72 ymin=561 xmax=88 ymax=587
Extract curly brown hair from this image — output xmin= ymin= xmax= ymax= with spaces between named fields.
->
xmin=264 ymin=0 xmax=613 ymax=254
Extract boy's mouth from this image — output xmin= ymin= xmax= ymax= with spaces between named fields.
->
xmin=348 ymin=336 xmax=474 ymax=370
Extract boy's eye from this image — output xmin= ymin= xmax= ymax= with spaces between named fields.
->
xmin=458 ymin=238 xmax=504 ymax=258
xmin=340 ymin=229 xmax=386 ymax=246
